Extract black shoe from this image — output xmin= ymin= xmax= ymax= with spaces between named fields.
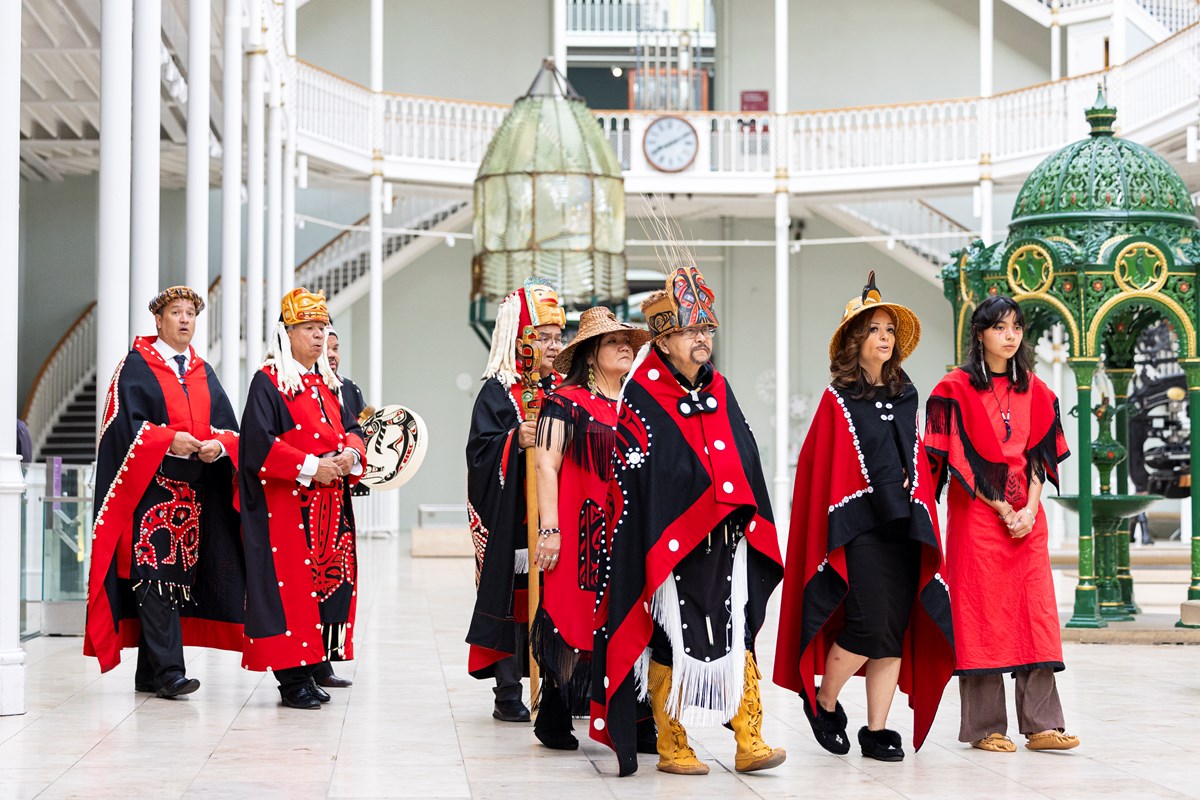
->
xmin=315 ymin=673 xmax=353 ymax=689
xmin=636 ymin=718 xmax=659 ymax=754
xmin=156 ymin=675 xmax=200 ymax=699
xmin=858 ymin=727 xmax=905 ymax=762
xmin=534 ymin=727 xmax=579 ymax=750
xmin=492 ymin=699 xmax=531 ymax=722
xmin=801 ymin=688 xmax=851 ymax=755
xmin=308 ymin=678 xmax=332 ymax=703
xmin=135 ymin=682 xmax=156 ymax=693
xmin=280 ymin=685 xmax=322 ymax=710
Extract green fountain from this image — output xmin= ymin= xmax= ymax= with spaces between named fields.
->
xmin=1051 ymin=396 xmax=1160 ymax=624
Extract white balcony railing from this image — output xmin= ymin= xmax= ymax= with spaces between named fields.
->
xmin=294 ymin=22 xmax=1200 ymax=193
xmin=566 ymin=0 xmax=716 ymax=35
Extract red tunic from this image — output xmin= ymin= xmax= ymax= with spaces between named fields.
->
xmin=925 ymin=369 xmax=1069 ymax=673
xmin=239 ymin=367 xmax=367 ymax=672
xmin=538 ymin=386 xmax=616 ymax=655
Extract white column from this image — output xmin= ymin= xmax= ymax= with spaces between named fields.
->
xmin=187 ymin=0 xmax=211 ymax=356
xmin=979 ymin=0 xmax=993 ymax=99
xmin=369 ymin=0 xmax=384 ymax=407
xmin=772 ymin=0 xmax=791 ymax=528
xmin=1111 ymin=0 xmax=1127 ymax=67
xmin=282 ymin=0 xmax=297 ymax=295
xmin=266 ymin=73 xmax=282 ymax=331
xmin=552 ymin=0 xmax=567 ymax=77
xmin=97 ymin=0 xmax=133 ymax=424
xmin=130 ymin=0 xmax=162 ymax=337
xmin=979 ymin=0 xmax=995 ymax=245
xmin=220 ymin=0 xmax=244 ymax=399
xmin=0 ymin=0 xmax=25 ymax=717
xmin=245 ymin=0 xmax=265 ymax=389
xmin=1050 ymin=19 xmax=1062 ymax=81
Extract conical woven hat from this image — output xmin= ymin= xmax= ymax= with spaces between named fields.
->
xmin=553 ymin=307 xmax=652 ymax=374
xmin=828 ymin=271 xmax=921 ymax=362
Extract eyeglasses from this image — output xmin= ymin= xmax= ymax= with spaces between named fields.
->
xmin=536 ymin=335 xmax=564 ymax=347
xmin=678 ymin=326 xmax=717 ymax=340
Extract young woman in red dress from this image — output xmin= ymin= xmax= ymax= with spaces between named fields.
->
xmin=925 ymin=295 xmax=1079 ymax=753
xmin=530 ymin=307 xmax=651 ymax=751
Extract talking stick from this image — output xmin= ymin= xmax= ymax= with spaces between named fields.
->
xmin=518 ymin=324 xmax=543 ymax=715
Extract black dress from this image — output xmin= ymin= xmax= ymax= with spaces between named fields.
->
xmin=834 ymin=381 xmax=922 ymax=660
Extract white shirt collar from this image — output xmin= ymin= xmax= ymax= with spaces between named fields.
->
xmin=153 ymin=337 xmax=189 ymax=370
xmin=291 ymin=357 xmax=318 ymax=375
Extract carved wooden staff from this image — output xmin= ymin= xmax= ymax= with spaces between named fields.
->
xmin=517 ymin=324 xmax=542 ymax=714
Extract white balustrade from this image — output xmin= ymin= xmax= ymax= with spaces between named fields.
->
xmin=295 ymin=62 xmax=372 ymax=153
xmin=790 ymin=101 xmax=979 ymax=174
xmin=295 ymin=19 xmax=1198 ymax=188
xmin=566 ymin=0 xmax=715 ymax=34
xmin=206 ymin=278 xmax=247 ymax=360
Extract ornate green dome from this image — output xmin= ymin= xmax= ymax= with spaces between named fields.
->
xmin=1011 ymin=89 xmax=1197 ymax=230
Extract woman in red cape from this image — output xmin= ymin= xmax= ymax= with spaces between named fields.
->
xmin=774 ymin=272 xmax=955 ymax=762
xmin=924 ymin=295 xmax=1079 ymax=753
xmin=530 ymin=307 xmax=651 ymax=751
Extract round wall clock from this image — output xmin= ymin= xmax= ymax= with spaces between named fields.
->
xmin=642 ymin=116 xmax=699 ymax=173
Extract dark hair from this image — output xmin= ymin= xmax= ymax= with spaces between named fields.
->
xmin=831 ymin=308 xmax=906 ymax=399
xmin=963 ymin=295 xmax=1034 ymax=392
xmin=559 ymin=337 xmax=600 ymax=390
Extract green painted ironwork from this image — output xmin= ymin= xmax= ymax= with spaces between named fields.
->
xmin=942 ymin=87 xmax=1200 ymax=628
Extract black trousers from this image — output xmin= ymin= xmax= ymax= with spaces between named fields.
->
xmin=134 ymin=584 xmax=186 ymax=688
xmin=275 ymin=664 xmax=317 ymax=694
xmin=494 ymin=625 xmax=528 ymax=703
xmin=312 ymin=661 xmax=336 ymax=681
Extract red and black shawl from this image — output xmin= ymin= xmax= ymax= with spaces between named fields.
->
xmin=773 ymin=383 xmax=955 ymax=751
xmin=465 ymin=374 xmax=558 ymax=677
xmin=589 ymin=349 xmax=783 ymax=776
xmin=238 ymin=366 xmax=367 ymax=671
xmin=84 ymin=337 xmax=244 ymax=672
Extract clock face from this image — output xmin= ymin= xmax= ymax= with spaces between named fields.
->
xmin=643 ymin=116 xmax=699 ymax=173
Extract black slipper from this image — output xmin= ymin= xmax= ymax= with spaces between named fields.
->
xmin=858 ymin=726 xmax=905 ymax=762
xmin=801 ymin=688 xmax=851 ymax=755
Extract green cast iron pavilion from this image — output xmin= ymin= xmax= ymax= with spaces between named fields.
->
xmin=941 ymin=88 xmax=1200 ymax=628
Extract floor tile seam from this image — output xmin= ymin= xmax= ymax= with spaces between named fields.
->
xmin=183 ymin=670 xmax=269 ymax=796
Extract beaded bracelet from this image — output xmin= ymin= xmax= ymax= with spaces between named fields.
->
xmin=538 ymin=527 xmax=560 ymax=538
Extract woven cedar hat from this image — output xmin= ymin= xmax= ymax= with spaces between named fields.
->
xmin=552 ymin=306 xmax=652 ymax=374
xmin=149 ymin=286 xmax=205 ymax=315
xmin=828 ymin=270 xmax=921 ymax=363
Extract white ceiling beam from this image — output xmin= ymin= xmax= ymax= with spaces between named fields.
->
xmin=31 ymin=53 xmax=76 ymax=100
xmin=21 ymin=148 xmax=64 ymax=181
xmin=62 ymin=52 xmax=99 ymax=98
xmin=53 ymin=0 xmax=94 ymax=46
xmin=22 ymin=1 xmax=60 ymax=48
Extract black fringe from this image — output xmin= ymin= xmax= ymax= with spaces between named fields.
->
xmin=536 ymin=394 xmax=617 ymax=481
xmin=925 ymin=396 xmax=1011 ymax=503
xmin=530 ymin=605 xmax=592 ymax=715
xmin=1024 ymin=398 xmax=1069 ymax=493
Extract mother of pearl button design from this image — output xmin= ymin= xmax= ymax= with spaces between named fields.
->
xmin=722 ymin=481 xmax=734 ymax=493
xmin=714 ymin=440 xmax=726 ymax=450
xmin=668 ymin=539 xmax=679 ymax=551
xmin=647 ymin=369 xmax=660 ymax=381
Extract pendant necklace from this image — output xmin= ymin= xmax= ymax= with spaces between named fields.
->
xmin=987 ymin=374 xmax=1013 ymax=442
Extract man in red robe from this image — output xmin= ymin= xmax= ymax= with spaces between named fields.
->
xmin=239 ymin=288 xmax=367 ymax=709
xmin=84 ymin=286 xmax=244 ymax=698
xmin=465 ymin=278 xmax=565 ymax=722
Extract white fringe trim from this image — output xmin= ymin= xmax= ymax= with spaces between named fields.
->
xmin=649 ymin=538 xmax=749 ymax=727
xmin=513 ymin=548 xmax=529 ymax=575
xmin=482 ymin=293 xmax=522 ymax=387
xmin=263 ymin=321 xmax=341 ymax=395
xmin=632 ymin=647 xmax=651 ymax=703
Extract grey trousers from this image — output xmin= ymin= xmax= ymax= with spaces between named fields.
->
xmin=958 ymin=669 xmax=1066 ymax=742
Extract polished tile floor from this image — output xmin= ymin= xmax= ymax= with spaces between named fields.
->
xmin=3 ymin=534 xmax=1199 ymax=799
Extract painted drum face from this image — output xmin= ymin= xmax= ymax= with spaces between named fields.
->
xmin=360 ymin=404 xmax=429 ymax=490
